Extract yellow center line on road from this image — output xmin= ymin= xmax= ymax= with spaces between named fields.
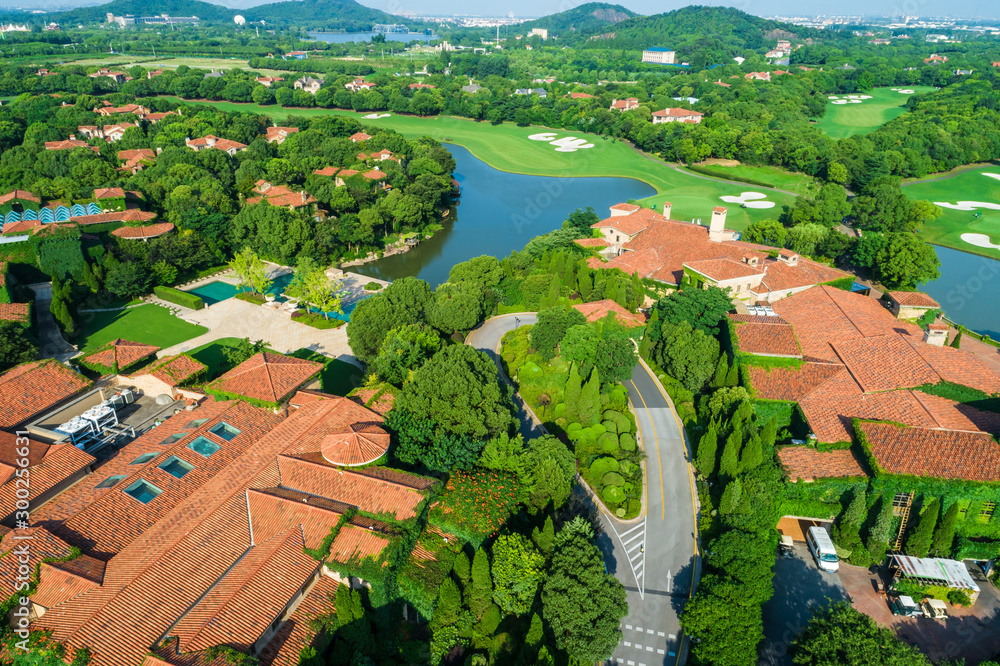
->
xmin=630 ymin=379 xmax=665 ymax=520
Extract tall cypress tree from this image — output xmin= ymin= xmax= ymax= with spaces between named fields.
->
xmin=931 ymin=501 xmax=960 ymax=557
xmin=866 ymin=495 xmax=895 ymax=563
xmin=563 ymin=363 xmax=582 ymax=424
xmin=718 ymin=477 xmax=743 ymax=515
xmin=760 ymin=416 xmax=778 ymax=448
xmin=577 ymin=270 xmax=592 ymax=300
xmin=451 ymin=551 xmax=471 ymax=597
xmin=470 ymin=548 xmax=492 ymax=620
xmin=533 ymin=515 xmax=555 ymax=557
xmin=725 ymin=363 xmax=740 ymax=387
xmin=739 ymin=435 xmax=763 ymax=472
xmin=695 ymin=428 xmax=718 ymax=477
xmin=905 ymin=497 xmax=940 ymax=558
xmin=630 ymin=272 xmax=643 ymax=310
xmin=430 ymin=577 xmax=462 ymax=630
xmin=578 ymin=368 xmax=601 ymax=427
xmin=950 ymin=331 xmax=962 ymax=349
xmin=719 ymin=430 xmax=742 ymax=478
xmin=710 ymin=355 xmax=728 ymax=388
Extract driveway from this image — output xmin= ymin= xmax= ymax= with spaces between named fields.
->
xmin=760 ymin=543 xmax=850 ymax=665
xmin=467 ymin=315 xmax=699 ymax=664
xmin=157 ymin=298 xmax=355 ymax=365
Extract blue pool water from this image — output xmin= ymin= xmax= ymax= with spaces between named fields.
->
xmin=185 ymin=273 xmax=367 ymax=320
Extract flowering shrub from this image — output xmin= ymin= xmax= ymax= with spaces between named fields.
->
xmin=430 ymin=470 xmax=521 ymax=547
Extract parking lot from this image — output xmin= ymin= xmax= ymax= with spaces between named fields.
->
xmin=761 ymin=542 xmax=1000 ymax=664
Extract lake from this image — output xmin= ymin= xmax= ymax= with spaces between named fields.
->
xmin=308 ymin=32 xmax=438 ymax=44
xmin=353 ymin=145 xmax=656 ymax=288
xmin=920 ymin=246 xmax=1000 ymax=339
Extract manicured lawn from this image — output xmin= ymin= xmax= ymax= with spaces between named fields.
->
xmin=163 ymin=98 xmax=796 ymax=231
xmin=814 ymin=86 xmax=935 ymax=140
xmin=77 ymin=304 xmax=208 ymax=354
xmin=186 ymin=337 xmax=247 ymax=380
xmin=904 ymin=166 xmax=1000 ymax=259
xmin=682 ymin=164 xmax=818 ymax=197
xmin=289 ymin=349 xmax=364 ymax=395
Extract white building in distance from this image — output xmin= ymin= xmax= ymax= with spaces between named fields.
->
xmin=642 ymin=47 xmax=676 ymax=64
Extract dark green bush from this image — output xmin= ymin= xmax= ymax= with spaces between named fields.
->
xmin=154 ymin=286 xmax=204 ymax=310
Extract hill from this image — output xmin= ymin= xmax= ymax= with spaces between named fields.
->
xmin=579 ymin=6 xmax=823 ymax=66
xmin=517 ymin=2 xmax=637 ymax=37
xmin=246 ymin=0 xmax=405 ymax=30
xmin=50 ymin=0 xmax=234 ymax=24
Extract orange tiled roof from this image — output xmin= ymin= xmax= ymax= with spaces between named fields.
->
xmin=686 ymin=257 xmax=763 ymax=282
xmin=320 ymin=422 xmax=390 ymax=466
xmin=653 ymin=107 xmax=704 ymax=118
xmin=574 ymin=237 xmax=610 ymax=249
xmin=349 ymin=132 xmax=371 ymax=142
xmin=0 ymin=189 xmax=40 ymax=205
xmin=777 ymin=445 xmax=866 ymax=482
xmin=592 ymin=207 xmax=655 ymax=236
xmin=45 ymin=138 xmax=99 ymax=152
xmin=32 ymin=556 xmax=105 ymax=610
xmin=117 ymin=149 xmax=156 ymax=170
xmin=312 ymin=166 xmax=339 ymax=177
xmin=858 ymin=421 xmax=1000 ymax=482
xmin=572 ymin=299 xmax=646 ymax=328
xmin=728 ymin=314 xmax=801 ymax=357
xmin=832 ymin=333 xmax=939 ymax=393
xmin=0 ymin=360 xmax=91 ymax=429
xmin=110 ymin=223 xmax=174 ymax=239
xmin=569 ymin=92 xmax=595 ymax=98
xmin=0 ymin=527 xmax=76 ymax=597
xmin=131 ymin=354 xmax=206 ymax=387
xmin=256 ymin=574 xmax=337 ymax=666
xmin=0 ymin=433 xmax=93 ymax=522
xmin=266 ymin=126 xmax=299 ymax=141
xmin=348 ymin=389 xmax=395 ymax=416
xmin=81 ymin=338 xmax=159 ymax=372
xmin=208 ymin=352 xmax=322 ymax=404
xmin=362 ymin=170 xmax=387 ymax=181
xmin=0 ymin=302 xmax=29 ymax=323
xmin=887 ymin=290 xmax=940 ymax=308
xmin=93 ymin=187 xmax=125 ymax=200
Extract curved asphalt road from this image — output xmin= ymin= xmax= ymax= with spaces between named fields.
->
xmin=467 ymin=314 xmax=700 ymax=665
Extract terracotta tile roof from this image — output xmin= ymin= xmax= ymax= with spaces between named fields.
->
xmin=0 ymin=434 xmax=93 ymax=522
xmin=186 ymin=135 xmax=247 ymax=153
xmin=858 ymin=421 xmax=1000 ymax=481
xmin=0 ymin=360 xmax=91 ymax=430
xmin=45 ymin=138 xmax=99 ymax=152
xmin=832 ymin=333 xmax=939 ymax=393
xmin=32 ymin=556 xmax=105 ymax=609
xmin=208 ymin=352 xmax=322 ymax=404
xmin=319 ymin=422 xmax=390 ymax=466
xmin=257 ymin=575 xmax=337 ymax=666
xmin=728 ymin=314 xmax=801 ymax=357
xmin=1 ymin=219 xmax=40 ymax=235
xmin=777 ymin=446 xmax=866 ymax=482
xmin=652 ymin=107 xmax=704 ymax=118
xmin=594 ymin=247 xmax=663 ymax=278
xmin=265 ymin=126 xmax=299 ymax=142
xmin=569 ymin=92 xmax=595 ymax=98
xmin=592 ymin=207 xmax=655 ymax=236
xmin=172 ymin=527 xmax=321 ymax=653
xmin=349 ymin=132 xmax=371 ymax=142
xmin=81 ymin=339 xmax=160 ymax=372
xmin=312 ymin=166 xmax=339 ymax=177
xmin=902 ymin=336 xmax=1000 ymax=395
xmin=685 ymin=257 xmax=763 ymax=281
xmin=109 ymin=222 xmax=174 ymax=239
xmin=574 ymin=237 xmax=610 ymax=248
xmin=610 ymin=203 xmax=641 ymax=212
xmin=0 ymin=527 xmax=76 ymax=597
xmin=572 ymin=299 xmax=646 ymax=328
xmin=362 ymin=170 xmax=387 ymax=181
xmin=0 ymin=302 xmax=29 ymax=323
xmin=749 ymin=362 xmax=844 ymax=401
xmin=132 ymin=354 xmax=206 ymax=387
xmin=349 ymin=389 xmax=395 ymax=416
xmin=910 ymin=392 xmax=1000 ymax=433
xmin=277 ymin=454 xmax=424 ymax=520
xmin=117 ymin=149 xmax=156 ymax=171
xmin=0 ymin=189 xmax=40 ymax=204
xmin=71 ymin=209 xmax=158 ymax=227
xmin=755 ymin=258 xmax=850 ymax=295
xmin=93 ymin=187 xmax=125 ymax=200
xmin=408 ymin=82 xmax=435 ymax=89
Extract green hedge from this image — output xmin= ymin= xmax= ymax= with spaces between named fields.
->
xmin=914 ymin=381 xmax=1000 ymax=415
xmin=154 ymin=286 xmax=204 ymax=310
xmin=778 ymin=498 xmax=842 ymax=520
xmin=37 ymin=237 xmax=85 ymax=280
xmin=821 ymin=277 xmax=855 ymax=291
xmin=955 ymin=537 xmax=1000 ymax=560
xmin=685 ymin=165 xmax=774 ymax=189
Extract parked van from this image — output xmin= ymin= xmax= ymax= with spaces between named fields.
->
xmin=806 ymin=526 xmax=839 ymax=572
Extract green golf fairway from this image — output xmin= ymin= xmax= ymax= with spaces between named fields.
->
xmin=905 ymin=166 xmax=1000 ymax=259
xmin=166 ymin=98 xmax=794 ymax=231
xmin=814 ymin=86 xmax=935 ymax=140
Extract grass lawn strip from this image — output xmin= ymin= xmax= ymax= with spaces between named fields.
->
xmin=904 ymin=166 xmax=1000 ymax=259
xmin=814 ymin=86 xmax=936 ymax=140
xmin=77 ymin=304 xmax=208 ymax=355
xmin=163 ymin=97 xmax=795 ymax=231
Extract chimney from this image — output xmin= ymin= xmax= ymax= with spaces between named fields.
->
xmin=156 ymin=147 xmax=163 ymax=155
xmin=924 ymin=323 xmax=949 ymax=347
xmin=69 ymin=134 xmax=75 ymax=140
xmin=662 ymin=202 xmax=672 ymax=219
xmin=301 ymin=191 xmax=307 ymax=203
xmin=709 ymin=207 xmax=728 ymax=242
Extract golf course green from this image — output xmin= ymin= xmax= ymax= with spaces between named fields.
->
xmin=814 ymin=86 xmax=935 ymax=140
xmin=169 ymin=98 xmax=796 ymax=230
xmin=905 ymin=166 xmax=1000 ymax=259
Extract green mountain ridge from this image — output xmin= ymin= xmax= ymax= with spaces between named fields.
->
xmin=245 ymin=0 xmax=404 ymax=31
xmin=516 ymin=2 xmax=637 ymax=36
xmin=50 ymin=0 xmax=235 ymax=24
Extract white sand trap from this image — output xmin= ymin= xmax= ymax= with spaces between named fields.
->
xmin=845 ymin=94 xmax=861 ymax=99
xmin=962 ymin=233 xmax=1000 ymax=250
xmin=528 ymin=132 xmax=558 ymax=141
xmin=832 ymin=100 xmax=848 ymax=105
xmin=898 ymin=89 xmax=915 ymax=94
xmin=828 ymin=95 xmax=840 ymax=99
xmin=849 ymin=100 xmax=863 ymax=104
xmin=859 ymin=95 xmax=873 ymax=99
xmin=363 ymin=113 xmax=391 ymax=119
xmin=982 ymin=172 xmax=1000 ymax=182
xmin=935 ymin=201 xmax=1000 ymax=211
xmin=721 ymin=192 xmax=770 ymax=205
xmin=744 ymin=201 xmax=776 ymax=209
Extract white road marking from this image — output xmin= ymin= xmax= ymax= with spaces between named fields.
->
xmin=657 ymin=631 xmax=665 ymax=637
xmin=604 ymin=515 xmax=647 ymax=599
xmin=627 ymin=661 xmax=635 ymax=665
xmin=624 ymin=642 xmax=631 ymax=647
xmin=666 ymin=569 xmax=672 ymax=594
xmin=668 ymin=634 xmax=676 ymax=640
xmin=646 ymin=629 xmax=654 ymax=634
xmin=657 ymin=649 xmax=665 ymax=655
xmin=635 ymin=626 xmax=643 ymax=632
xmin=635 ymin=644 xmax=643 ymax=650
xmin=646 ymin=646 xmax=654 ymax=652
xmin=626 ymin=624 xmax=633 ymax=629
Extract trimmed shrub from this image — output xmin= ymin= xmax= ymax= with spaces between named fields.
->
xmin=589 ymin=457 xmax=619 ymax=481
xmin=602 ymin=472 xmax=625 ymax=487
xmin=597 ymin=432 xmax=619 ymax=453
xmin=619 ymin=432 xmax=636 ymax=451
xmin=602 ymin=419 xmax=619 ymax=436
xmin=154 ymin=286 xmax=205 ymax=310
xmin=603 ymin=485 xmax=625 ymax=503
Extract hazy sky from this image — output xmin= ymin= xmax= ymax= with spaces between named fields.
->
xmin=354 ymin=0 xmax=1000 ymax=19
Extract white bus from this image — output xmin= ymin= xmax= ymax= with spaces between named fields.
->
xmin=806 ymin=526 xmax=839 ymax=573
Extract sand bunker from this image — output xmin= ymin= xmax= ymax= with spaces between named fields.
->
xmin=363 ymin=113 xmax=391 ymax=119
xmin=744 ymin=201 xmax=776 ymax=209
xmin=528 ymin=132 xmax=594 ymax=152
xmin=982 ymin=173 xmax=1000 ymax=182
xmin=721 ymin=192 xmax=773 ymax=208
xmin=935 ymin=201 xmax=1000 ymax=211
xmin=831 ymin=100 xmax=848 ymax=105
xmin=962 ymin=233 xmax=1000 ymax=250
xmin=897 ymin=89 xmax=916 ymax=94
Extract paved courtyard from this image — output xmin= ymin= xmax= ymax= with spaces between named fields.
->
xmin=157 ymin=298 xmax=356 ymax=366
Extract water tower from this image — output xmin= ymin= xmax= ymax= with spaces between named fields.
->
xmin=234 ymin=15 xmax=246 ymax=26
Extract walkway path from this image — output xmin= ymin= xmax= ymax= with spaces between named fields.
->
xmin=467 ymin=314 xmax=698 ymax=665
xmin=157 ymin=298 xmax=354 ymax=363
xmin=34 ymin=297 xmax=76 ymax=362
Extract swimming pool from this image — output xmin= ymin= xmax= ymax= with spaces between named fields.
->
xmin=185 ymin=274 xmax=295 ymax=306
xmin=185 ymin=273 xmax=368 ymax=321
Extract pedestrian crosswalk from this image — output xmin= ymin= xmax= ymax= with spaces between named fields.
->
xmin=606 ymin=620 xmax=679 ymax=665
xmin=611 ymin=518 xmax=646 ymax=598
